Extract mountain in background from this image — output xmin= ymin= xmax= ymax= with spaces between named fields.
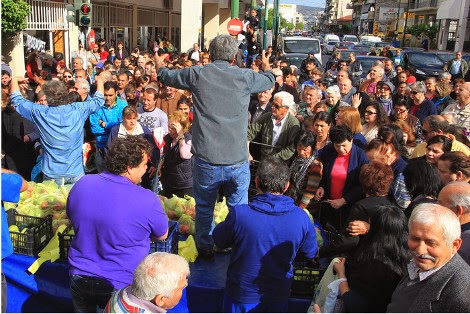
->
xmin=280 ymin=0 xmax=325 ymax=8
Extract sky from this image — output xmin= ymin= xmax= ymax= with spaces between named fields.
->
xmin=280 ymin=0 xmax=325 ymax=8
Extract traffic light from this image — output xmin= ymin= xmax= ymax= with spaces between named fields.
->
xmin=65 ymin=4 xmax=78 ymax=25
xmin=78 ymin=1 xmax=92 ymax=27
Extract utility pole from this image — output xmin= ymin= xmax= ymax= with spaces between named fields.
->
xmin=401 ymin=0 xmax=410 ymax=48
xmin=263 ymin=0 xmax=270 ymax=49
xmin=273 ymin=0 xmax=280 ymax=50
xmin=231 ymin=0 xmax=239 ymax=19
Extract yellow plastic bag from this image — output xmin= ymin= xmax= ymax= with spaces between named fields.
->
xmin=27 ymin=224 xmax=67 ymax=274
xmin=178 ymin=235 xmax=198 ymax=262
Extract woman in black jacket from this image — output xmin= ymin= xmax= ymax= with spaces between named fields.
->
xmin=160 ymin=110 xmax=193 ymax=198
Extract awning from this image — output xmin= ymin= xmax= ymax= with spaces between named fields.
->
xmin=361 ymin=4 xmax=372 ymax=14
xmin=436 ymin=0 xmax=460 ymax=19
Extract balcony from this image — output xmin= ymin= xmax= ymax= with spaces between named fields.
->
xmin=410 ymin=0 xmax=438 ymax=10
xmin=26 ymin=0 xmax=68 ymax=30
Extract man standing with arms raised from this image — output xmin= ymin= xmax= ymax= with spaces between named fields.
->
xmin=156 ymin=35 xmax=275 ymax=259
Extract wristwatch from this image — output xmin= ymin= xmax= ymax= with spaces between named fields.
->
xmin=177 ymin=136 xmax=185 ymax=142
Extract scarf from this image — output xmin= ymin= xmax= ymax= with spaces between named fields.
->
xmin=378 ymin=96 xmax=394 ymax=116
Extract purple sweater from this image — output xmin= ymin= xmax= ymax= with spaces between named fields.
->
xmin=66 ymin=173 xmax=168 ymax=288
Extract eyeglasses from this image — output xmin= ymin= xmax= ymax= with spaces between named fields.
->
xmin=364 ymin=110 xmax=377 ymax=115
xmin=272 ymin=104 xmax=286 ymax=109
xmin=410 ymin=91 xmax=419 ymax=95
xmin=64 ymin=75 xmax=73 ymax=78
xmin=379 ymin=87 xmax=390 ymax=91
xmin=395 ymin=109 xmax=407 ymax=114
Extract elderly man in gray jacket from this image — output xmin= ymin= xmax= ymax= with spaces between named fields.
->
xmin=387 ymin=204 xmax=470 ymax=312
xmin=155 ymin=35 xmax=275 ymax=260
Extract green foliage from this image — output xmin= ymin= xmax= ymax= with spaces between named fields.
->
xmin=407 ymin=23 xmax=438 ymax=39
xmin=296 ymin=22 xmax=305 ymax=31
xmin=266 ymin=8 xmax=287 ymax=30
xmin=286 ymin=23 xmax=295 ymax=31
xmin=1 ymin=0 xmax=31 ymax=37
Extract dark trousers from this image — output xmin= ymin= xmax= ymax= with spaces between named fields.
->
xmin=70 ymin=274 xmax=115 ymax=313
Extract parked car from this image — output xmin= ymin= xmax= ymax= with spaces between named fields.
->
xmin=400 ymin=51 xmax=445 ymax=81
xmin=279 ymin=36 xmax=322 ymax=64
xmin=336 ymin=49 xmax=357 ymax=61
xmin=336 ymin=41 xmax=355 ymax=50
xmin=324 ymin=40 xmax=340 ymax=55
xmin=352 ymin=44 xmax=372 ymax=55
xmin=355 ymin=55 xmax=385 ymax=79
xmin=280 ymin=53 xmax=324 ymax=72
xmin=342 ymin=35 xmax=359 ymax=45
xmin=432 ymin=51 xmax=456 ymax=63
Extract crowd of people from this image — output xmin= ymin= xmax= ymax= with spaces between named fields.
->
xmin=2 ymin=31 xmax=470 ymax=312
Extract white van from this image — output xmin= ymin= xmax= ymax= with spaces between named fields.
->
xmin=342 ymin=35 xmax=359 ymax=44
xmin=279 ymin=36 xmax=322 ymax=64
xmin=360 ymin=35 xmax=382 ymax=44
xmin=324 ymin=34 xmax=340 ymax=43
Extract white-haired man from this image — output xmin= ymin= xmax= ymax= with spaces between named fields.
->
xmin=105 ymin=252 xmax=189 ymax=313
xmin=438 ymin=182 xmax=470 ymax=265
xmin=248 ymin=91 xmax=301 ymax=162
xmin=387 ymin=204 xmax=470 ymax=312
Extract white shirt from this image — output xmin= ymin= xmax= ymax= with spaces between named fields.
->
xmin=271 ymin=113 xmax=289 ymax=147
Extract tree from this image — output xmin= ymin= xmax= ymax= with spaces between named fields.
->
xmin=407 ymin=23 xmax=438 ymax=39
xmin=266 ymin=8 xmax=287 ymax=30
xmin=286 ymin=23 xmax=295 ymax=31
xmin=296 ymin=22 xmax=305 ymax=31
xmin=1 ymin=0 xmax=31 ymax=37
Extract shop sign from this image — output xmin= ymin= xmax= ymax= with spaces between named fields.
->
xmin=24 ymin=34 xmax=46 ymax=52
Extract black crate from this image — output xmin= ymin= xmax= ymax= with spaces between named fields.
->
xmin=291 ymin=267 xmax=325 ymax=298
xmin=58 ymin=224 xmax=74 ymax=261
xmin=7 ymin=209 xmax=53 ymax=256
xmin=149 ymin=220 xmax=179 ymax=254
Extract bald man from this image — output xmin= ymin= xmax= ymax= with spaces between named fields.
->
xmin=438 ymin=182 xmax=470 ymax=264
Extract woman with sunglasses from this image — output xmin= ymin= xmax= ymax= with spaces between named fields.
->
xmin=408 ymin=81 xmax=437 ymax=124
xmin=62 ymin=69 xmax=75 ymax=84
xmin=361 ymin=101 xmax=389 ymax=143
xmin=375 ymin=81 xmax=394 ymax=116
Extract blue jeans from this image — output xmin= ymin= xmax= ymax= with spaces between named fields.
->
xmin=70 ymin=274 xmax=115 ymax=313
xmin=43 ymin=173 xmax=84 ymax=186
xmin=193 ymin=157 xmax=250 ymax=250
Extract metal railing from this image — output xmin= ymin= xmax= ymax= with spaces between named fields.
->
xmin=410 ymin=0 xmax=438 ymax=9
xmin=26 ymin=0 xmax=68 ymax=30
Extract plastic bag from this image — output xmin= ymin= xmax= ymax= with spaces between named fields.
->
xmin=183 ymin=195 xmax=196 ymax=219
xmin=164 ymin=194 xmax=186 ymax=220
xmin=178 ymin=214 xmax=195 ymax=236
xmin=178 ymin=235 xmax=198 ymax=262
xmin=214 ymin=197 xmax=229 ymax=225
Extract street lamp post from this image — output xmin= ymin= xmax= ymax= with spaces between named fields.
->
xmin=401 ymin=0 xmax=410 ymax=48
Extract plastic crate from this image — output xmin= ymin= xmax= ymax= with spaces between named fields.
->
xmin=7 ymin=209 xmax=53 ymax=256
xmin=149 ymin=220 xmax=179 ymax=254
xmin=291 ymin=267 xmax=324 ymax=298
xmin=58 ymin=224 xmax=74 ymax=261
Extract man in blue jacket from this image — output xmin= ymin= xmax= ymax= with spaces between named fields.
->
xmin=213 ymin=156 xmax=318 ymax=312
